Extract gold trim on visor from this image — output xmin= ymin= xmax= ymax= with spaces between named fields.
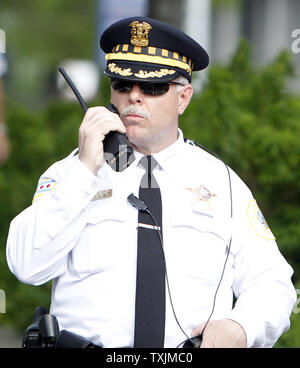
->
xmin=134 ymin=69 xmax=176 ymax=79
xmin=108 ymin=63 xmax=176 ymax=79
xmin=106 ymin=52 xmax=192 ymax=75
xmin=108 ymin=63 xmax=133 ymax=77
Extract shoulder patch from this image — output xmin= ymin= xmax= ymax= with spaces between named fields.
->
xmin=33 ymin=178 xmax=56 ymax=203
xmin=246 ymin=200 xmax=275 ymax=241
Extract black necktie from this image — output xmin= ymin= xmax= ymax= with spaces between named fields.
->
xmin=133 ymin=155 xmax=165 ymax=348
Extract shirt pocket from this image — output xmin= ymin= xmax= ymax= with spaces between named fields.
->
xmin=69 ymin=199 xmax=135 ymax=278
xmin=169 ymin=203 xmax=231 ymax=285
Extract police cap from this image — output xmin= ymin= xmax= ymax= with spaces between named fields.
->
xmin=100 ymin=16 xmax=209 ymax=83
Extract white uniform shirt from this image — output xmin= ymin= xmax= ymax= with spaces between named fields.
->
xmin=6 ymin=129 xmax=296 ymax=348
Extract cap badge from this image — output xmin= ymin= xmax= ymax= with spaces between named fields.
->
xmin=129 ymin=21 xmax=152 ymax=47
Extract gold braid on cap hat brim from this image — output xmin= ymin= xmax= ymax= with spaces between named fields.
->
xmin=107 ymin=63 xmax=177 ymax=79
xmin=105 ymin=44 xmax=193 ymax=75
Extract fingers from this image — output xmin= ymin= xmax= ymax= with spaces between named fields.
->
xmin=192 ymin=319 xmax=247 ymax=348
xmin=78 ymin=106 xmax=126 ymax=175
xmin=80 ymin=106 xmax=126 ymax=137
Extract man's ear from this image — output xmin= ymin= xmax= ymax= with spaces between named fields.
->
xmin=178 ymin=84 xmax=193 ymax=115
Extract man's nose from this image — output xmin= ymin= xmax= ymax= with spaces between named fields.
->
xmin=128 ymin=84 xmax=143 ymax=103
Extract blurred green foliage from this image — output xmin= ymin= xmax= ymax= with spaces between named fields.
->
xmin=0 ymin=39 xmax=300 ymax=346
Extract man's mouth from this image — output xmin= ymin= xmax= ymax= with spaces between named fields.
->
xmin=125 ymin=113 xmax=144 ymax=119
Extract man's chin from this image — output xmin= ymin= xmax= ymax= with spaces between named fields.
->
xmin=125 ymin=125 xmax=146 ymax=140
xmin=127 ymin=134 xmax=150 ymax=153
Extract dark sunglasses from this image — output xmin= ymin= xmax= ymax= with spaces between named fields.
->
xmin=110 ymin=78 xmax=185 ymax=96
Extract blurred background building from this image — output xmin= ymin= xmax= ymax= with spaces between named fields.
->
xmin=95 ymin=0 xmax=300 ymax=93
xmin=150 ymin=0 xmax=300 ymax=92
xmin=0 ymin=0 xmax=299 ymax=107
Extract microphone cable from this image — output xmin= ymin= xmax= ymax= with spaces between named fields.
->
xmin=128 ymin=138 xmax=234 ymax=348
xmin=127 ymin=194 xmax=195 ymax=347
xmin=181 ymin=138 xmax=234 ymax=346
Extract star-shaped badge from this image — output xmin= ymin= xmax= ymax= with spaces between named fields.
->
xmin=186 ymin=185 xmax=216 ymax=202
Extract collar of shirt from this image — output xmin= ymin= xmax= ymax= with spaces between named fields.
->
xmin=131 ymin=128 xmax=185 ymax=175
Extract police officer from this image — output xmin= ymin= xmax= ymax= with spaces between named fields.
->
xmin=6 ymin=17 xmax=296 ymax=348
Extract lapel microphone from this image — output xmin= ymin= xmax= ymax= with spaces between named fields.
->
xmin=127 ymin=193 xmax=148 ymax=212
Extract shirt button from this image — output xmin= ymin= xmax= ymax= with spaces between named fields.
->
xmin=92 ymin=182 xmax=97 ymax=190
xmin=63 ymin=214 xmax=69 ymax=221
xmin=83 ymin=192 xmax=89 ymax=198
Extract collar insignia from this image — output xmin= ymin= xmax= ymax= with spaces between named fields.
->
xmin=129 ymin=21 xmax=152 ymax=47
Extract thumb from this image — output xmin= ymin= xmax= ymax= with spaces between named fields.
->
xmin=191 ymin=322 xmax=206 ymax=337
